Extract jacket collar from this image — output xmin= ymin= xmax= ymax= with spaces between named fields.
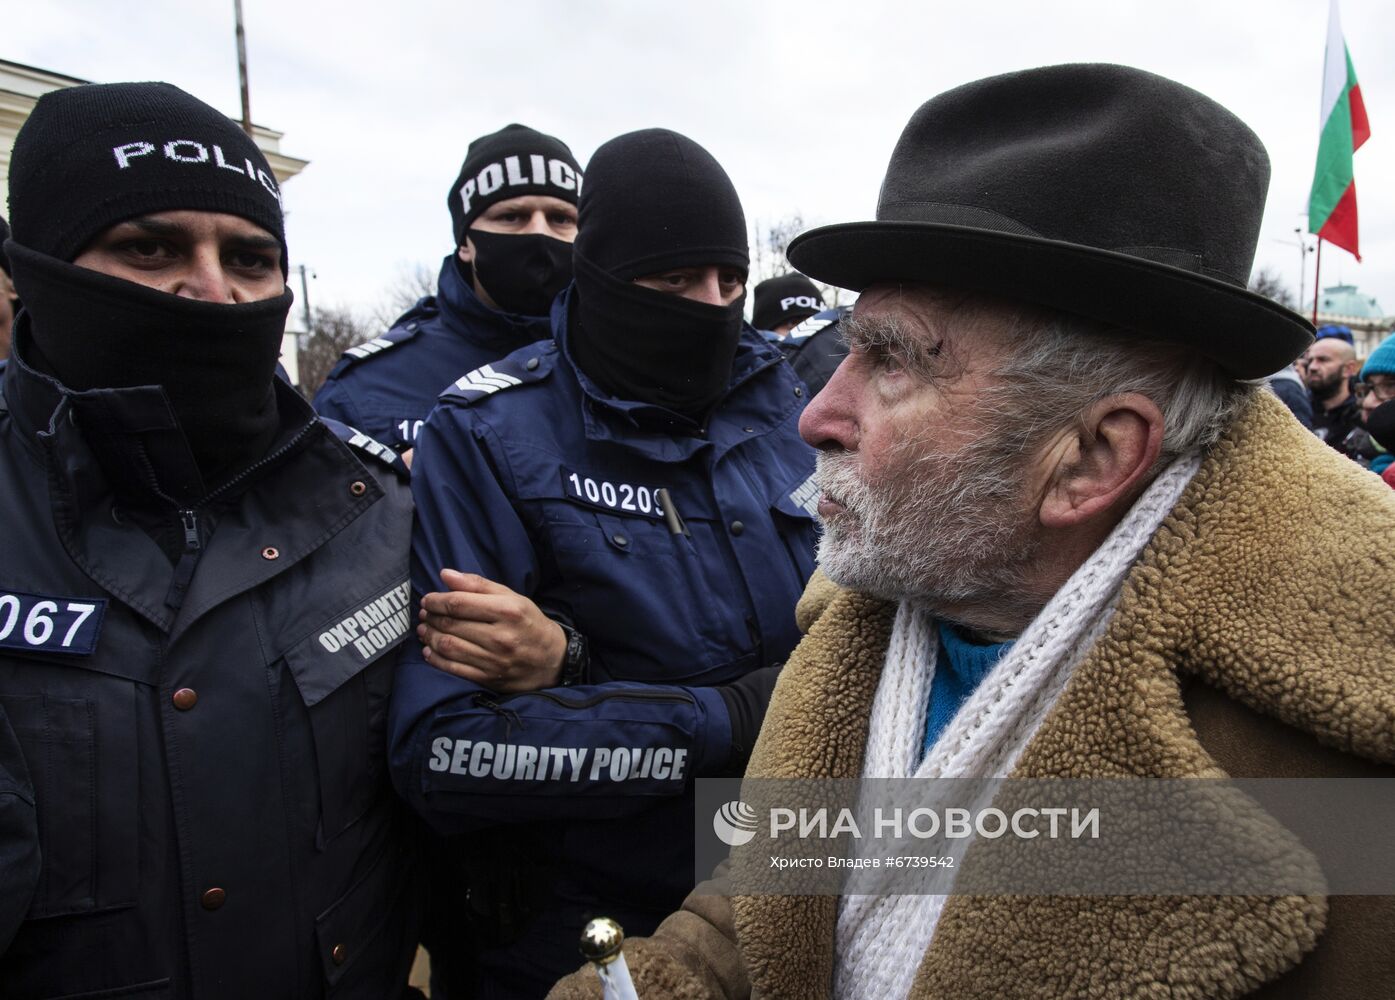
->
xmin=5 ymin=323 xmax=381 ymax=637
xmin=435 ymin=252 xmax=553 ymax=353
xmin=729 ymin=392 xmax=1392 ymax=998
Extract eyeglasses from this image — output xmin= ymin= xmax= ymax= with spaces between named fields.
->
xmin=1355 ymin=381 xmax=1395 ymax=403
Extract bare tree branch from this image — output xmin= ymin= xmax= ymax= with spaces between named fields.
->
xmin=297 ymin=304 xmax=373 ymax=399
xmin=1248 ymin=267 xmax=1296 ymax=310
xmin=370 ymin=261 xmax=439 ymax=331
xmin=749 ymin=213 xmax=848 ymax=308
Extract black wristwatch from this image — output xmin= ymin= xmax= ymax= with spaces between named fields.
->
xmin=555 ymin=620 xmax=590 ymax=687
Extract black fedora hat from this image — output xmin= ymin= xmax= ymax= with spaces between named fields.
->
xmin=787 ymin=64 xmax=1314 ymax=378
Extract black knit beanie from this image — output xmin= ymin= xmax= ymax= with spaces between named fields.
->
xmin=574 ymin=128 xmax=747 ymax=280
xmin=447 ymin=124 xmax=581 ymax=246
xmin=0 ymin=216 xmax=10 ymax=278
xmin=752 ymin=273 xmax=824 ymax=330
xmin=8 ymin=82 xmax=287 ymax=272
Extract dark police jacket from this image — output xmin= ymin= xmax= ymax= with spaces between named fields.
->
xmin=313 ymin=254 xmax=553 ymax=454
xmin=785 ymin=307 xmax=851 ymax=398
xmin=389 ymin=291 xmax=818 ymax=925
xmin=0 ymin=337 xmax=419 ymax=999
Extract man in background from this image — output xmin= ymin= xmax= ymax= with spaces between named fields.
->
xmin=315 ymin=125 xmax=582 ymax=465
xmin=1304 ymin=332 xmax=1362 ymax=455
xmin=752 ymin=272 xmax=824 ymax=338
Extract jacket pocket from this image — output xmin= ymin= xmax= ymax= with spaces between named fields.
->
xmin=0 ymin=684 xmax=138 ymax=920
xmin=281 ymin=580 xmax=410 ymax=842
xmin=314 ymin=843 xmax=418 ymax=997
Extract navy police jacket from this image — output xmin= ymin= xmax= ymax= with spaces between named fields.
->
xmin=389 ymin=290 xmax=819 ymax=916
xmin=313 ymin=253 xmax=553 ymax=453
xmin=0 ymin=333 xmax=420 ymax=998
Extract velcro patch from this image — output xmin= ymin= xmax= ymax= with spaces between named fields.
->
xmin=561 ymin=466 xmax=668 ymax=520
xmin=0 ymin=590 xmax=107 ymax=655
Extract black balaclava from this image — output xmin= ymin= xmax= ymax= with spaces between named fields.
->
xmin=446 ymin=124 xmax=581 ymax=317
xmin=752 ymin=272 xmax=824 ymax=331
xmin=569 ymin=128 xmax=749 ymax=419
xmin=5 ymin=81 xmax=292 ymax=496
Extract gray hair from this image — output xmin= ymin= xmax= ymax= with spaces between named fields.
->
xmin=983 ymin=303 xmax=1258 ymax=469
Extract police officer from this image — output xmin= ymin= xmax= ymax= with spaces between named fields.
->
xmin=390 ymin=129 xmax=819 ymax=997
xmin=751 ymin=271 xmax=824 ymax=340
xmin=0 ymin=82 xmax=419 ymax=996
xmin=314 ymin=124 xmax=582 ymax=464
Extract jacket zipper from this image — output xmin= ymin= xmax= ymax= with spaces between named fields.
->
xmin=164 ymin=509 xmax=202 ymax=610
xmin=160 ymin=417 xmax=320 ymax=611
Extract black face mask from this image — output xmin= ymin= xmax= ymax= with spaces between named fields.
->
xmin=1364 ymin=397 xmax=1395 ymax=453
xmin=8 ymin=242 xmax=291 ymax=494
xmin=469 ymin=229 xmax=574 ymax=317
xmin=570 ymin=250 xmax=744 ymax=419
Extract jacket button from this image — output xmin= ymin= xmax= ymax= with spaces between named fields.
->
xmin=794 ymin=386 xmax=804 ymax=397
xmin=331 ymin=943 xmax=348 ymax=966
xmin=201 ymin=887 xmax=226 ymax=910
xmin=349 ymin=480 xmax=367 ymax=496
xmin=526 ymin=357 xmax=540 ymax=371
xmin=611 ymin=533 xmax=629 ymax=548
xmin=262 ymin=546 xmax=280 ymax=560
xmin=730 ymin=521 xmax=745 ymax=536
xmin=172 ymin=688 xmax=198 ymax=711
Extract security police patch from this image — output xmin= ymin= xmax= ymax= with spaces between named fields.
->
xmin=0 ymin=590 xmax=106 ymax=655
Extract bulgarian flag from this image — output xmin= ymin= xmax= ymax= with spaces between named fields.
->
xmin=1308 ymin=0 xmax=1370 ymax=259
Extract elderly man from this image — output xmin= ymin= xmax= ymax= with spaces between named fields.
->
xmin=549 ymin=64 xmax=1395 ymax=1000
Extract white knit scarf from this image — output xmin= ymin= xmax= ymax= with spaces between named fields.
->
xmin=832 ymin=453 xmax=1202 ymax=1000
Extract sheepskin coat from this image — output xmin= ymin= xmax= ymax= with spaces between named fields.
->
xmin=548 ymin=391 xmax=1395 ymax=1000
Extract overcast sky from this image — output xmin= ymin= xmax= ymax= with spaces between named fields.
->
xmin=8 ymin=0 xmax=1393 ymax=327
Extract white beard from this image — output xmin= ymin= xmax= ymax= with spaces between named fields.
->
xmin=814 ymin=434 xmax=1039 ymax=608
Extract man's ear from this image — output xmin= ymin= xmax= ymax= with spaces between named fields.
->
xmin=1039 ymin=393 xmax=1164 ymax=529
xmin=457 ymin=239 xmax=474 ymax=265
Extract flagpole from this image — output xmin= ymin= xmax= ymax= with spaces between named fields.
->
xmin=1311 ymin=237 xmax=1323 ymax=324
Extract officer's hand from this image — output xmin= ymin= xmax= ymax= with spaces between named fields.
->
xmin=418 ymin=569 xmax=566 ymax=692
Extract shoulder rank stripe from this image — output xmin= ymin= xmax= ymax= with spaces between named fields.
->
xmin=347 ymin=429 xmax=397 ymax=464
xmin=454 ymin=364 xmax=523 ymax=397
xmin=789 ymin=316 xmax=835 ymax=341
xmin=346 ymin=337 xmax=396 ymax=360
